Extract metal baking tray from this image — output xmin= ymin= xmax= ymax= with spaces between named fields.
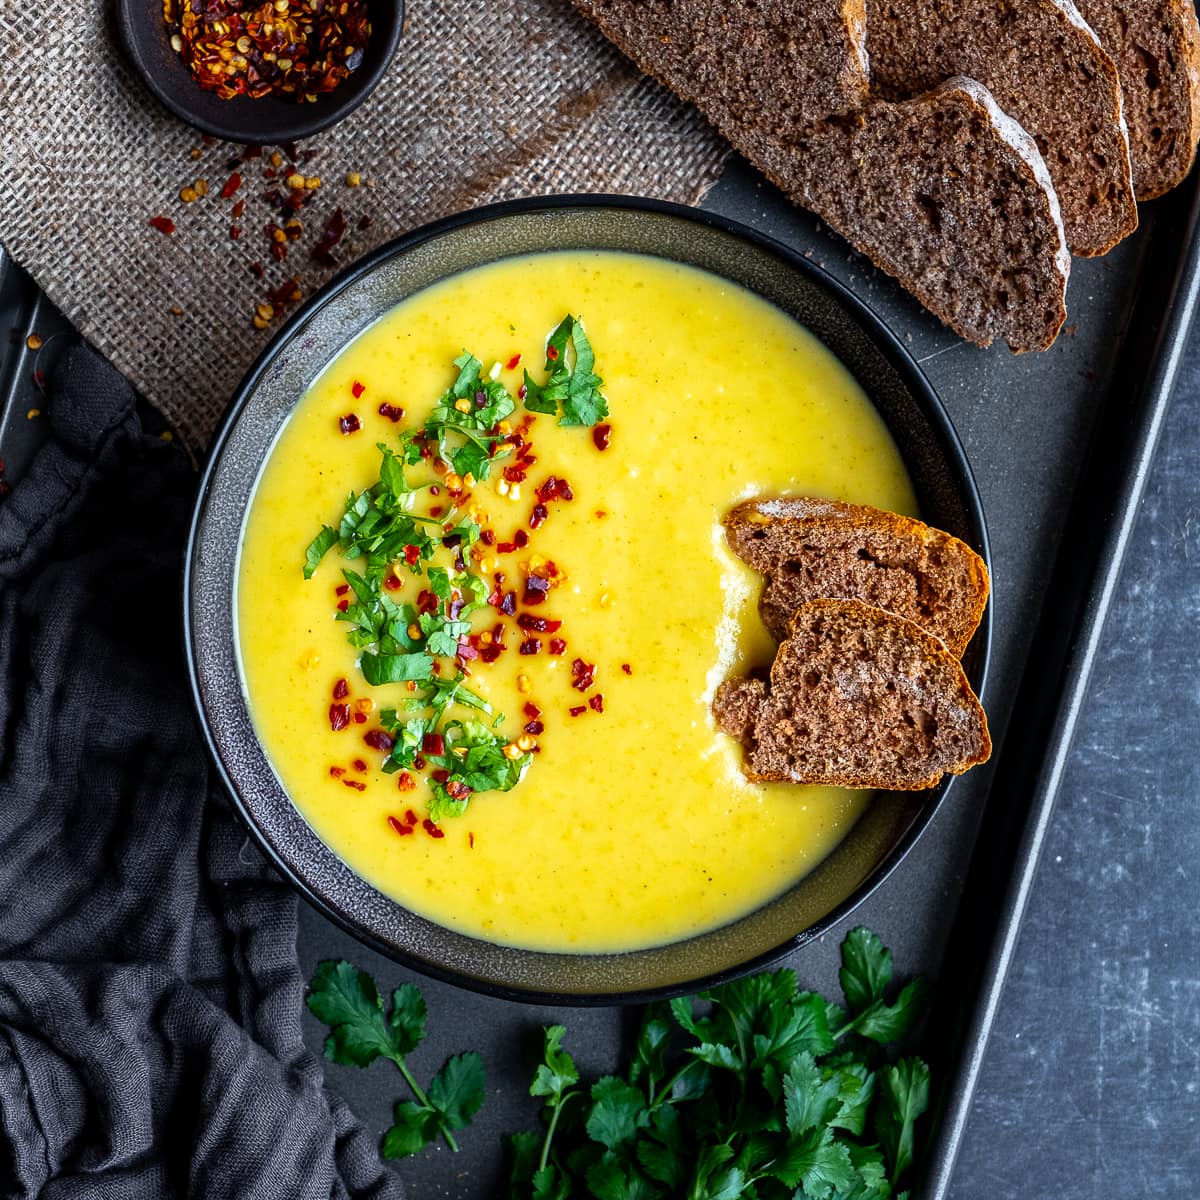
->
xmin=2 ymin=152 xmax=1196 ymax=1195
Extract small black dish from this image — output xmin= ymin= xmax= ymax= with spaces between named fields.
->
xmin=116 ymin=0 xmax=403 ymax=144
xmin=185 ymin=196 xmax=992 ymax=1005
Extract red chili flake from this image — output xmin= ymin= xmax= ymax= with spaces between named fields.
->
xmin=517 ymin=614 xmax=562 ymax=633
xmin=496 ymin=540 xmax=517 ymax=555
xmin=358 ymin=215 xmax=373 ymax=231
xmin=332 ymin=676 xmax=349 ymax=699
xmin=364 ymin=729 xmax=394 ymax=752
xmin=352 ymin=758 xmax=368 ymax=772
xmin=403 ymin=544 xmax=421 ymax=566
xmin=503 ymin=465 xmax=527 ymax=484
xmin=523 ymin=576 xmax=550 ymax=605
xmin=479 ymin=529 xmax=496 ymax=547
xmin=535 ymin=476 xmax=574 ymax=503
xmin=524 ymin=720 xmax=545 ymax=735
xmin=416 ymin=589 xmax=438 ymax=614
xmin=500 ymin=590 xmax=518 ymax=617
xmin=336 ymin=598 xmax=349 ymax=612
xmin=335 ymin=585 xmax=350 ymax=598
xmin=589 ymin=694 xmax=605 ymax=713
xmin=270 ymin=243 xmax=288 ymax=262
xmin=423 ymin=819 xmax=445 ymax=840
xmin=469 ymin=832 xmax=475 ymax=848
xmin=388 ymin=815 xmax=414 ymax=836
xmin=529 ymin=503 xmax=548 ymax=530
xmin=220 ymin=172 xmax=242 ymax=199
xmin=312 ymin=208 xmax=347 ymax=266
xmin=429 ymin=506 xmax=444 ymax=518
xmin=405 ymin=809 xmax=419 ymax=825
xmin=571 ymin=658 xmax=597 ymax=693
xmin=523 ymin=702 xmax=542 ymax=719
xmin=457 ymin=642 xmax=479 ymax=661
xmin=546 ymin=345 xmax=559 ymax=361
xmin=431 ymin=768 xmax=449 ymax=783
xmin=621 ymin=663 xmax=632 ymax=675
xmin=505 ymin=353 xmax=522 ymax=370
xmin=519 ymin=638 xmax=541 ymax=655
xmin=480 ymin=645 xmax=503 ymax=664
xmin=249 ymin=261 xmax=265 ymax=279
xmin=569 ymin=705 xmax=587 ymax=717
xmin=339 ymin=413 xmax=361 ymax=435
xmin=514 ymin=530 xmax=529 ymax=548
xmin=351 ymin=380 xmax=366 ymax=399
xmin=445 ymin=780 xmax=472 ymax=801
xmin=231 ymin=199 xmax=246 ymax=219
xmin=230 ymin=226 xmax=243 ymax=241
xmin=549 ymin=637 xmax=567 ymax=655
xmin=343 ymin=779 xmax=366 ymax=792
xmin=378 ymin=402 xmax=404 ymax=422
xmin=352 ymin=712 xmax=367 ymax=725
xmin=328 ymin=766 xmax=345 ymax=778
xmin=397 ymin=773 xmax=416 ymax=792
xmin=383 ymin=575 xmax=402 ymax=592
xmin=592 ymin=423 xmax=612 ymax=451
xmin=329 ymin=703 xmax=350 ymax=731
xmin=149 ymin=215 xmax=175 ymax=235
xmin=422 ymin=733 xmax=445 ymax=756
xmin=518 ymin=384 xmax=528 ymax=400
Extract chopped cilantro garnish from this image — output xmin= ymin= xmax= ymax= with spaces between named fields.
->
xmin=522 ymin=315 xmax=609 ymax=427
xmin=303 ymin=317 xmax=608 ymax=816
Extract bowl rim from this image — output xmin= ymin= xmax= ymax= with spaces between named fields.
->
xmin=184 ymin=193 xmax=992 ymax=1006
xmin=115 ymin=0 xmax=404 ymax=143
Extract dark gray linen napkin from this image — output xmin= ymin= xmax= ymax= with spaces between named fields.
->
xmin=0 ymin=345 xmax=403 ymax=1200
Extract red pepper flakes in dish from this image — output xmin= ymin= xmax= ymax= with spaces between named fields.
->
xmin=332 ymin=676 xmax=349 ymax=699
xmin=396 ymin=772 xmax=415 ymax=792
xmin=548 ymin=637 xmax=567 ymax=656
xmin=338 ymin=413 xmax=360 ymax=435
xmin=328 ymin=765 xmax=345 ymax=778
xmin=329 ymin=702 xmax=350 ymax=731
xmin=351 ymin=380 xmax=366 ymax=399
xmin=352 ymin=758 xmax=368 ymax=772
xmin=343 ymin=778 xmax=366 ymax=792
xmin=163 ymin=0 xmax=371 ymax=103
xmin=423 ymin=819 xmax=445 ymax=840
xmin=378 ymin=402 xmax=404 ymax=422
xmin=589 ymin=694 xmax=605 ymax=713
xmin=569 ymin=705 xmax=587 ymax=717
xmin=621 ymin=663 xmax=632 ymax=675
xmin=388 ymin=815 xmax=414 ymax=836
xmin=363 ymin=729 xmax=394 ymax=752
xmin=570 ymin=658 xmax=596 ymax=693
xmin=592 ymin=423 xmax=612 ymax=451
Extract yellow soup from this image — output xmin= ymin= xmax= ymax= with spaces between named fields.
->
xmin=237 ymin=250 xmax=918 ymax=953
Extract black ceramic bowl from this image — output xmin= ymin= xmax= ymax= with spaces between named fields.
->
xmin=185 ymin=196 xmax=991 ymax=1004
xmin=117 ymin=0 xmax=403 ymax=143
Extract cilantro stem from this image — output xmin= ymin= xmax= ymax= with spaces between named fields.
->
xmin=388 ymin=1051 xmax=460 ymax=1153
xmin=537 ymin=1090 xmax=576 ymax=1174
xmin=650 ymin=1058 xmax=701 ymax=1111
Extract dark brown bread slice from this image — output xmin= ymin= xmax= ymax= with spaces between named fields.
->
xmin=724 ymin=496 xmax=989 ymax=657
xmin=570 ymin=0 xmax=1070 ymax=352
xmin=734 ymin=79 xmax=1070 ymax=352
xmin=565 ymin=0 xmax=871 ymax=135
xmin=867 ymin=0 xmax=1136 ymax=257
xmin=713 ymin=599 xmax=992 ymax=789
xmin=1075 ymin=0 xmax=1200 ymax=199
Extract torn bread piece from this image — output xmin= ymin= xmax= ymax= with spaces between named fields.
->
xmin=713 ymin=599 xmax=991 ymax=789
xmin=724 ymin=496 xmax=989 ymax=657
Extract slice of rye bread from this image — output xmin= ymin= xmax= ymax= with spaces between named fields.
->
xmin=867 ymin=0 xmax=1137 ymax=258
xmin=735 ymin=79 xmax=1071 ymax=352
xmin=724 ymin=497 xmax=989 ymax=657
xmin=565 ymin=0 xmax=872 ymax=135
xmin=1075 ymin=0 xmax=1200 ymax=199
xmin=570 ymin=0 xmax=1070 ymax=352
xmin=712 ymin=599 xmax=992 ymax=789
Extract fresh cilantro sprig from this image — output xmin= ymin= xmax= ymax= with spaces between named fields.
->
xmin=522 ymin=315 xmax=609 ymax=427
xmin=307 ymin=961 xmax=485 ymax=1159
xmin=506 ymin=927 xmax=932 ymax=1199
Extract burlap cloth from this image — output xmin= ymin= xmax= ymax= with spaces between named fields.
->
xmin=0 ymin=2 xmax=726 ymax=452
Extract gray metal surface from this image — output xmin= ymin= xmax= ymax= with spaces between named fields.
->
xmin=2 ymin=151 xmax=1197 ymax=1196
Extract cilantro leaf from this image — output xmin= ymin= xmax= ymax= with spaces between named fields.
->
xmin=840 ymin=927 xmax=893 ymax=1013
xmin=531 ymin=1025 xmax=579 ymax=1101
xmin=876 ymin=1057 xmax=930 ymax=1186
xmin=360 ymin=651 xmax=434 ymax=686
xmin=306 ymin=962 xmax=422 ymax=1068
xmin=521 ymin=315 xmax=609 ymax=427
xmin=585 ymin=1076 xmax=647 ymax=1151
xmin=429 ymin=1051 xmax=486 ymax=1130
xmin=304 ymin=525 xmax=338 ymax=579
xmin=382 ymin=1100 xmax=438 ymax=1159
